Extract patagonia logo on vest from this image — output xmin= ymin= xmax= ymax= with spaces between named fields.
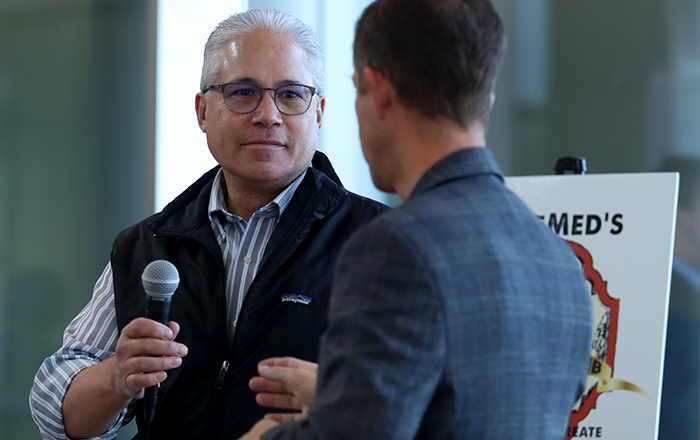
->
xmin=281 ymin=294 xmax=313 ymax=305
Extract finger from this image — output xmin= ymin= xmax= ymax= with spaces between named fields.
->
xmin=259 ymin=357 xmax=317 ymax=374
xmin=255 ymin=392 xmax=303 ymax=410
xmin=127 ymin=353 xmax=184 ymax=373
xmin=167 ymin=321 xmax=181 ymax=340
xmin=121 ymin=371 xmax=166 ymax=399
xmin=295 ymin=359 xmax=318 ymax=374
xmin=257 ymin=365 xmax=298 ymax=383
xmin=124 ymin=370 xmax=168 ymax=393
xmin=263 ymin=412 xmax=307 ymax=423
xmin=249 ymin=376 xmax=289 ymax=393
xmin=138 ymin=338 xmax=187 ymax=357
xmin=122 ymin=317 xmax=174 ymax=340
xmin=258 ymin=365 xmax=316 ymax=388
xmin=117 ymin=337 xmax=187 ymax=360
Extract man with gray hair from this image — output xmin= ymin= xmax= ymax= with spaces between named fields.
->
xmin=29 ymin=9 xmax=386 ymax=440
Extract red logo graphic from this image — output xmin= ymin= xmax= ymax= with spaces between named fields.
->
xmin=565 ymin=241 xmax=619 ymax=439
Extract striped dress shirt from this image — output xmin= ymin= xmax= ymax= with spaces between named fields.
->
xmin=29 ymin=168 xmax=307 ymax=440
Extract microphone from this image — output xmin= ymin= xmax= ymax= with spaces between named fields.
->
xmin=142 ymin=260 xmax=179 ymax=324
xmin=141 ymin=260 xmax=180 ymax=438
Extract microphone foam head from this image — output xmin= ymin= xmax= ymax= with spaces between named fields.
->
xmin=141 ymin=260 xmax=180 ymax=299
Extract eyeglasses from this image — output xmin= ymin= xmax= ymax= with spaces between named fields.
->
xmin=203 ymin=82 xmax=317 ymax=115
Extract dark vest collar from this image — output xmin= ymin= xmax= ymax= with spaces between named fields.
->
xmin=145 ymin=151 xmax=348 ymax=263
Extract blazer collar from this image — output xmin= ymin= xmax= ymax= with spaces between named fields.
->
xmin=409 ymin=147 xmax=504 ymax=200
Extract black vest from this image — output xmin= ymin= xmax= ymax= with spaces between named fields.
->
xmin=112 ymin=152 xmax=388 ymax=439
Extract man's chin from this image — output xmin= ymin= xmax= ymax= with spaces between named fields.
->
xmin=370 ymin=176 xmax=395 ymax=195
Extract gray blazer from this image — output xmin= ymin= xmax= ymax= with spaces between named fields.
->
xmin=265 ymin=147 xmax=592 ymax=440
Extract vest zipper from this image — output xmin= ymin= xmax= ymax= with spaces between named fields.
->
xmin=214 ymin=360 xmax=229 ymax=389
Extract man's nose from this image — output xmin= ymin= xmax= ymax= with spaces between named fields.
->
xmin=251 ymin=91 xmax=283 ymax=126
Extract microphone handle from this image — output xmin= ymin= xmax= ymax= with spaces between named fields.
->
xmin=145 ymin=297 xmax=172 ymax=325
xmin=143 ymin=297 xmax=172 ymax=433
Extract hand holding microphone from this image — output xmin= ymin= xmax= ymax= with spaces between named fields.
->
xmin=140 ymin=260 xmax=181 ymax=435
xmin=58 ymin=262 xmax=185 ymax=440
xmin=108 ymin=260 xmax=186 ymax=439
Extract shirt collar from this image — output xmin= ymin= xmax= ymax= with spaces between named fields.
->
xmin=207 ymin=167 xmax=309 ymax=222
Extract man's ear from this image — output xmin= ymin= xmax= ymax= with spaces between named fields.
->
xmin=315 ymin=95 xmax=326 ymax=133
xmin=363 ymin=66 xmax=394 ymax=119
xmin=195 ymin=93 xmax=208 ymax=133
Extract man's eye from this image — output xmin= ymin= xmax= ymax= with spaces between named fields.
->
xmin=225 ymin=85 xmax=258 ymax=99
xmin=280 ymin=89 xmax=303 ymax=100
xmin=232 ymin=88 xmax=256 ymax=97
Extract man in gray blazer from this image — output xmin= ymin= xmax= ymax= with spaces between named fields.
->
xmin=240 ymin=0 xmax=593 ymax=439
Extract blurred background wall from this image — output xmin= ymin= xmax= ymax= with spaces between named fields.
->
xmin=0 ymin=0 xmax=155 ymax=437
xmin=2 ymin=0 xmax=700 ymax=438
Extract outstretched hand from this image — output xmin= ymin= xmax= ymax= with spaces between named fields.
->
xmin=249 ymin=357 xmax=318 ymax=423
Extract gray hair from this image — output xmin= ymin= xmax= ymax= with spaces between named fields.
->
xmin=200 ymin=9 xmax=324 ymax=95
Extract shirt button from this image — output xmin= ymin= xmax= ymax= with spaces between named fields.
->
xmin=244 ymin=256 xmax=252 ymax=264
xmin=225 ymin=215 xmax=234 ymax=222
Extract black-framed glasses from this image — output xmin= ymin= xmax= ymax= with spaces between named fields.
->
xmin=203 ymin=82 xmax=317 ymax=115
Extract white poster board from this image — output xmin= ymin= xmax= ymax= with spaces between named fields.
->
xmin=505 ymin=172 xmax=678 ymax=440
